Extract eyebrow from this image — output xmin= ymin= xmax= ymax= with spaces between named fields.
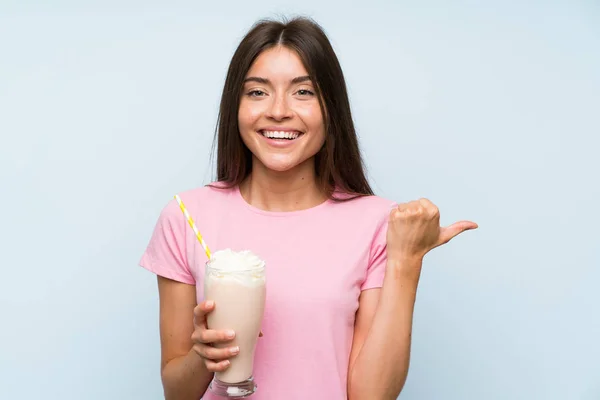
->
xmin=243 ymin=75 xmax=312 ymax=85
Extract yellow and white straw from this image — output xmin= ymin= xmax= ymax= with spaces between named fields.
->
xmin=174 ymin=194 xmax=212 ymax=260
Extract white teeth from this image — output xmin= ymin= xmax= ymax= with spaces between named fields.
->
xmin=261 ymin=130 xmax=300 ymax=140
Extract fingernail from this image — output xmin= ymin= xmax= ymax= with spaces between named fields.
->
xmin=230 ymin=346 xmax=239 ymax=354
xmin=205 ymin=301 xmax=214 ymax=307
xmin=226 ymin=330 xmax=235 ymax=339
xmin=223 ymin=360 xmax=230 ymax=366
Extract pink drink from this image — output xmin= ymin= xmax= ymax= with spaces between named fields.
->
xmin=205 ymin=249 xmax=266 ymax=397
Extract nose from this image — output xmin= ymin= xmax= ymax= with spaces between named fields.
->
xmin=266 ymin=93 xmax=292 ymax=121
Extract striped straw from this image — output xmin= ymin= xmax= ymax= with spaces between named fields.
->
xmin=174 ymin=194 xmax=212 ymax=260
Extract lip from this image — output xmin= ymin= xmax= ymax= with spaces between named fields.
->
xmin=257 ymin=130 xmax=304 ymax=148
xmin=259 ymin=126 xmax=303 ymax=133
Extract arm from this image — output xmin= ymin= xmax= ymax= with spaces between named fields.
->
xmin=158 ymin=276 xmax=213 ymax=400
xmin=348 ymin=198 xmax=477 ymax=399
xmin=348 ymin=258 xmax=420 ymax=400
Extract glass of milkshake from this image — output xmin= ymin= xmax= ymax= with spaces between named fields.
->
xmin=204 ymin=249 xmax=266 ymax=398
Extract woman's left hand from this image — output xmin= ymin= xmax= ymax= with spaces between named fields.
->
xmin=386 ymin=198 xmax=478 ymax=265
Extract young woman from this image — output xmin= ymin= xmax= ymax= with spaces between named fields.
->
xmin=140 ymin=17 xmax=477 ymax=400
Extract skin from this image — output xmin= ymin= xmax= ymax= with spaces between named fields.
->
xmin=236 ymin=45 xmax=328 ymax=212
xmin=158 ymin=45 xmax=478 ymax=400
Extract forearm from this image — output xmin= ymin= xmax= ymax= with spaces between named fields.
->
xmin=349 ymin=257 xmax=421 ymax=400
xmin=161 ymin=348 xmax=213 ymax=400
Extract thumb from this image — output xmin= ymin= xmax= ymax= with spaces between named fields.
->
xmin=439 ymin=221 xmax=478 ymax=245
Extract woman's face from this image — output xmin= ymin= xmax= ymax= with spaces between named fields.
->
xmin=238 ymin=46 xmax=326 ymax=174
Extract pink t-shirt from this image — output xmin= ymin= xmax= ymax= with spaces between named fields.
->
xmin=140 ymin=184 xmax=395 ymax=400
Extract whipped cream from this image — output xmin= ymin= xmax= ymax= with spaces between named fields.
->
xmin=206 ymin=249 xmax=266 ymax=287
xmin=208 ymin=249 xmax=265 ymax=272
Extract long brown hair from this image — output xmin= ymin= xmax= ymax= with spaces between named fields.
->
xmin=212 ymin=16 xmax=374 ymax=199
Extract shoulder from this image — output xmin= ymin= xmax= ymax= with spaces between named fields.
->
xmin=332 ymin=194 xmax=396 ymax=221
xmin=177 ymin=182 xmax=234 ymax=203
xmin=323 ymin=194 xmax=396 ymax=241
xmin=158 ymin=182 xmax=237 ymax=220
xmin=346 ymin=194 xmax=396 ymax=210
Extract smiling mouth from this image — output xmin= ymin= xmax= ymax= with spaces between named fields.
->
xmin=259 ymin=130 xmax=303 ymax=140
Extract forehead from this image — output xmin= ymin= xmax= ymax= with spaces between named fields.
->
xmin=246 ymin=46 xmax=309 ymax=79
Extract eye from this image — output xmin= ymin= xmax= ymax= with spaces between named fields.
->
xmin=296 ymin=89 xmax=314 ymax=96
xmin=247 ymin=90 xmax=266 ymax=97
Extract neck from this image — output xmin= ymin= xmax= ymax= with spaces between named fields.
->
xmin=239 ymin=158 xmax=327 ymax=212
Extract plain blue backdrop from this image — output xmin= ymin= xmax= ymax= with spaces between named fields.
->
xmin=1 ymin=1 xmax=598 ymax=399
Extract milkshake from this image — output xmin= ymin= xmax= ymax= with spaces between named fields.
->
xmin=204 ymin=249 xmax=266 ymax=398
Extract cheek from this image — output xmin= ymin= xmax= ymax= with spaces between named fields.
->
xmin=309 ymin=114 xmax=327 ymax=146
xmin=297 ymin=103 xmax=324 ymax=131
xmin=238 ymin=102 xmax=263 ymax=129
xmin=315 ymin=130 xmax=327 ymax=153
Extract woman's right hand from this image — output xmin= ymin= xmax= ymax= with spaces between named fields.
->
xmin=191 ymin=300 xmax=239 ymax=372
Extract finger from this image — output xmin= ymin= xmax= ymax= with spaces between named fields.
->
xmin=439 ymin=221 xmax=478 ymax=244
xmin=193 ymin=343 xmax=239 ymax=361
xmin=395 ymin=202 xmax=409 ymax=212
xmin=193 ymin=301 xmax=215 ymax=319
xmin=193 ymin=301 xmax=215 ymax=327
xmin=195 ymin=328 xmax=236 ymax=344
xmin=418 ymin=198 xmax=439 ymax=218
xmin=390 ymin=203 xmax=408 ymax=220
xmin=205 ymin=359 xmax=231 ymax=373
xmin=397 ymin=200 xmax=425 ymax=215
xmin=418 ymin=198 xmax=434 ymax=208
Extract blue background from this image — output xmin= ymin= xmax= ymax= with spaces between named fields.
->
xmin=1 ymin=1 xmax=598 ymax=399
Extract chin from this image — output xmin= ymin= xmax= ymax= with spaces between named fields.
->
xmin=256 ymin=155 xmax=305 ymax=173
xmin=262 ymin=161 xmax=298 ymax=172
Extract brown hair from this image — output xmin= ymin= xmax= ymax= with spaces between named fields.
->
xmin=212 ymin=16 xmax=374 ymax=199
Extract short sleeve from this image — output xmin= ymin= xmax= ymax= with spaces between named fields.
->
xmin=361 ymin=207 xmax=392 ymax=291
xmin=139 ymin=199 xmax=196 ymax=285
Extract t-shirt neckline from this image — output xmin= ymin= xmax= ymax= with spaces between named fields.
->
xmin=233 ymin=185 xmax=333 ymax=217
